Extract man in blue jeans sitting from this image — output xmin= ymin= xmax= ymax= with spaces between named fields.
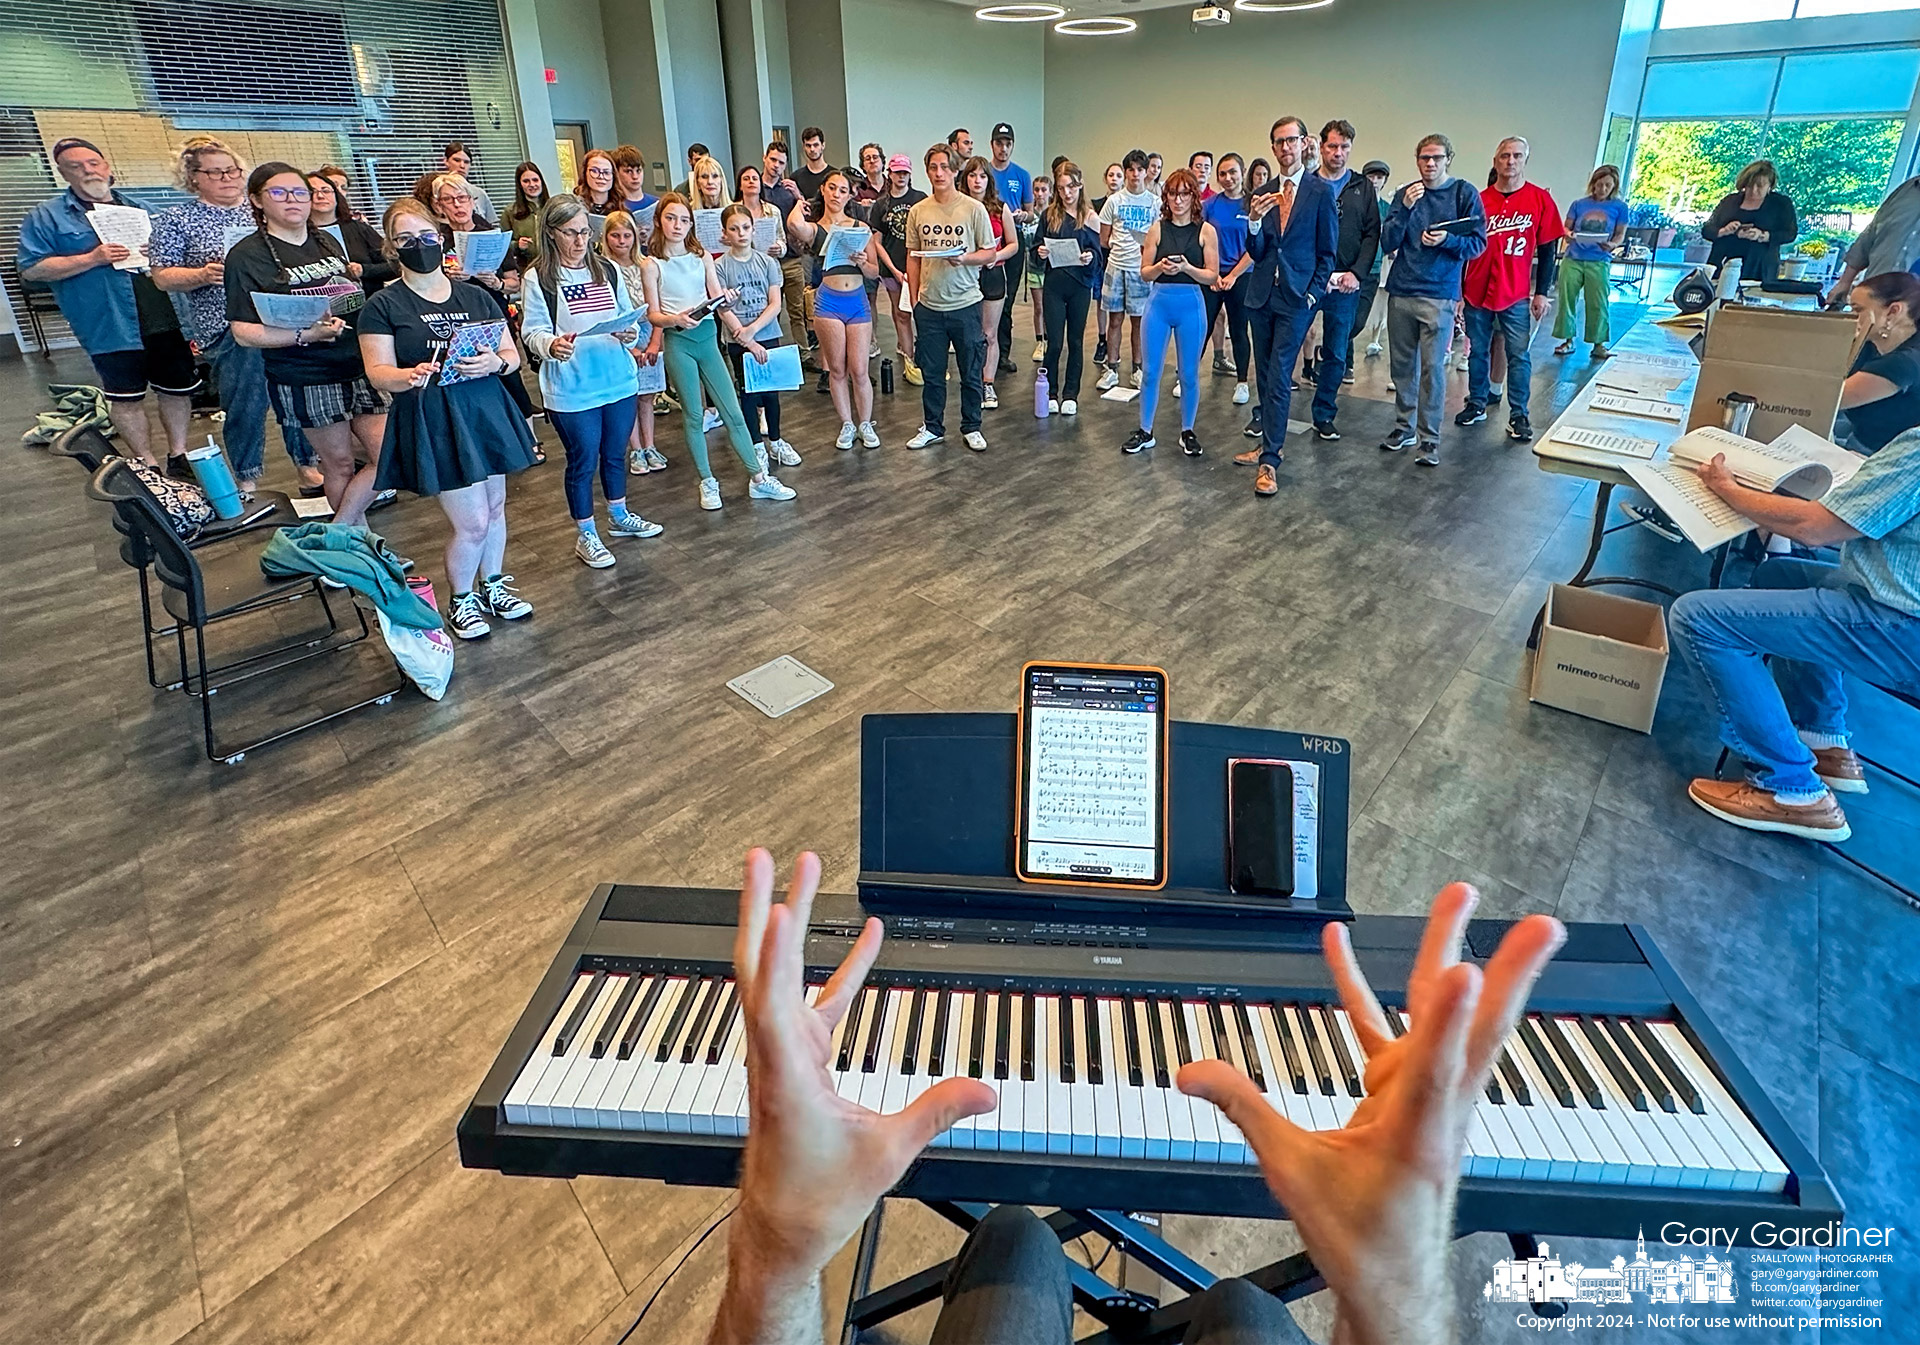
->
xmin=1671 ymin=426 xmax=1920 ymax=841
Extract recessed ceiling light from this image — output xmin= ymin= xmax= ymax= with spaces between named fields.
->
xmin=975 ymin=2 xmax=1066 ymax=19
xmin=1054 ymin=15 xmax=1137 ymax=33
xmin=1234 ymin=0 xmax=1335 ymax=10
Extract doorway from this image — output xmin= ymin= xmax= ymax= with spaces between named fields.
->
xmin=554 ymin=121 xmax=590 ymax=193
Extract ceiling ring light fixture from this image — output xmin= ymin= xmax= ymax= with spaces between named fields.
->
xmin=975 ymin=3 xmax=1065 ymax=18
xmin=1233 ymin=0 xmax=1335 ymax=10
xmin=1053 ymin=15 xmax=1137 ymax=33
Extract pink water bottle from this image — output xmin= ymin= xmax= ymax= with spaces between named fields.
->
xmin=1034 ymin=367 xmax=1050 ymax=418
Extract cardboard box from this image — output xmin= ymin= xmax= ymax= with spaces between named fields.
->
xmin=1530 ymin=586 xmax=1669 ymax=734
xmin=1686 ymin=304 xmax=1858 ymax=445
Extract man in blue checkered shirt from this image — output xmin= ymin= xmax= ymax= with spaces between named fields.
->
xmin=1670 ymin=426 xmax=1920 ymax=842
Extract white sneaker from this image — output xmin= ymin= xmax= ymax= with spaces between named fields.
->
xmin=643 ymin=447 xmax=668 ymax=471
xmin=1130 ymin=368 xmax=1143 ymax=389
xmin=1061 ymin=399 xmax=1078 ymax=416
xmin=698 ymin=476 xmax=722 ymax=511
xmin=628 ymin=447 xmax=652 ymax=474
xmin=835 ymin=421 xmax=857 ymax=450
xmin=1047 ymin=399 xmax=1059 ymax=414
xmin=1366 ymin=341 xmax=1383 ymax=357
xmin=858 ymin=421 xmax=880 ymax=448
xmin=982 ymin=385 xmax=999 ymax=410
xmin=1233 ymin=382 xmax=1250 ymax=405
xmin=1031 ymin=343 xmax=1044 ymax=362
xmin=770 ymin=438 xmax=802 ymax=466
xmin=607 ymin=512 xmax=664 ymax=539
xmin=1096 ymin=367 xmax=1119 ymax=392
xmin=574 ymin=531 xmax=615 ymax=568
xmin=749 ymin=473 xmax=797 ymax=501
xmin=964 ymin=430 xmax=987 ymax=452
xmin=702 ymin=407 xmax=722 ymax=432
xmin=907 ymin=427 xmax=944 ymax=449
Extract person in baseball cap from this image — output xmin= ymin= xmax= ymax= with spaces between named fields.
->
xmin=985 ymin=123 xmax=1032 ymax=372
xmin=874 ymin=151 xmax=927 ymax=387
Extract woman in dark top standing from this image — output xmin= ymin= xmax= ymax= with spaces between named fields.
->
xmin=1839 ymin=271 xmax=1920 ymax=454
xmin=1121 ymin=168 xmax=1218 ymax=459
xmin=505 ymin=161 xmax=549 ymax=267
xmin=225 ymin=161 xmax=387 ymax=524
xmin=307 ymin=173 xmax=393 ymax=295
xmin=1702 ymin=160 xmax=1797 ymax=284
xmin=358 ymin=199 xmax=538 ymax=639
xmin=1036 ymin=161 xmax=1101 ymax=417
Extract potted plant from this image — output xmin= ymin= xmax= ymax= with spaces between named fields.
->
xmin=1627 ymin=201 xmax=1678 ymax=249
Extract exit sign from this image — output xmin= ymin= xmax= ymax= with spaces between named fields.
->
xmin=544 ymin=68 xmax=558 ymax=84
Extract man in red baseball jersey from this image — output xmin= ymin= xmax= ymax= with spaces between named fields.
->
xmin=1457 ymin=136 xmax=1564 ymax=443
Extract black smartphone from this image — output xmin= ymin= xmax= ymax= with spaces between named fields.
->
xmin=1228 ymin=758 xmax=1295 ymax=897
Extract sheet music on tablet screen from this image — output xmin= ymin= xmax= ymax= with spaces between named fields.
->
xmin=1024 ymin=671 xmax=1161 ymax=881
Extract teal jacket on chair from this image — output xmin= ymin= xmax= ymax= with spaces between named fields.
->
xmin=260 ymin=523 xmax=442 ymax=631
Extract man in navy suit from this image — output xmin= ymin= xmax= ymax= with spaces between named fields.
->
xmin=1233 ymin=116 xmax=1339 ymax=497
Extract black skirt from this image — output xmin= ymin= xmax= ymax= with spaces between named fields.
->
xmin=374 ymin=375 xmax=538 ymax=496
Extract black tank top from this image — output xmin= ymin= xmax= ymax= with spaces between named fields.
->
xmin=1153 ymin=219 xmax=1204 ymax=284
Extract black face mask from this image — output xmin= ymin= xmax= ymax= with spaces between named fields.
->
xmin=397 ymin=238 xmax=444 ymax=274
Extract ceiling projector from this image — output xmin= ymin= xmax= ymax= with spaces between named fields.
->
xmin=1193 ymin=5 xmax=1231 ymax=25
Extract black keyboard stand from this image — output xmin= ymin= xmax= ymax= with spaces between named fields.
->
xmin=841 ymin=1207 xmax=1571 ymax=1342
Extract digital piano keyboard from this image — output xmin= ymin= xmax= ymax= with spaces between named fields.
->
xmin=459 ymin=884 xmax=1842 ymax=1243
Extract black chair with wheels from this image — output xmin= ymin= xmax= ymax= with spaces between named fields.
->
xmin=86 ymin=459 xmax=404 ymax=764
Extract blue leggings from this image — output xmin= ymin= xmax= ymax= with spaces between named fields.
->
xmin=549 ymin=396 xmax=637 ymax=521
xmin=1140 ymin=283 xmax=1206 ymax=433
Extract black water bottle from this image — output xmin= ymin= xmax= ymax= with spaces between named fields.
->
xmin=880 ymin=357 xmax=894 ymax=395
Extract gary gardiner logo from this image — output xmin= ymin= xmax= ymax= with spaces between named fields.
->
xmin=1485 ymin=1229 xmax=1735 ymax=1306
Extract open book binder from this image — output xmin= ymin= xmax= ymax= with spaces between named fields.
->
xmin=1624 ymin=425 xmax=1865 ymax=551
xmin=855 ymin=712 xmax=1352 ymax=924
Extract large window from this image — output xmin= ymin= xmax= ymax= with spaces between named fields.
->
xmin=1660 ymin=0 xmax=1920 ymax=27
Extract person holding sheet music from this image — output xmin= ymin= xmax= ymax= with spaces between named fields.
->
xmin=1554 ymin=166 xmax=1628 ymax=359
xmin=1037 ymin=162 xmax=1101 ymax=416
xmin=716 ymin=204 xmax=799 ymax=470
xmin=597 ymin=212 xmax=668 ymax=477
xmin=787 ymin=171 xmax=882 ymax=450
xmin=520 ymin=195 xmax=661 ymax=570
xmin=225 ymin=162 xmax=387 ymax=525
xmin=357 ymin=199 xmax=537 ymax=640
xmin=430 ymin=172 xmax=540 ymax=434
xmin=905 ymin=143 xmax=997 ymax=452
xmin=642 ymin=193 xmax=797 ymax=510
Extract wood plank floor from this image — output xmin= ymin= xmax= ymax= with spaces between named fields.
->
xmin=3 ymin=305 xmax=1914 ymax=1345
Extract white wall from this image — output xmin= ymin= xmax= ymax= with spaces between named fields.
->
xmin=1043 ymin=0 xmax=1625 ymax=208
xmin=533 ymin=0 xmax=618 ymax=150
xmin=839 ymin=0 xmax=1044 ymax=180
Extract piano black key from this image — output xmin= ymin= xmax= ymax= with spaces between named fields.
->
xmin=1169 ymin=999 xmax=1193 ymax=1067
xmin=1485 ymin=1071 xmax=1505 ymax=1106
xmin=593 ymin=975 xmax=644 ymax=1059
xmin=1517 ymin=1018 xmax=1576 ymax=1109
xmin=1604 ymin=1016 xmax=1675 ymax=1112
xmin=1629 ymin=1019 xmax=1705 ymax=1115
xmin=1146 ymin=998 xmax=1171 ymax=1089
xmin=1266 ymin=1004 xmax=1306 ymax=1094
xmin=618 ymin=975 xmax=668 ymax=1060
xmin=554 ymin=971 xmax=607 ymax=1055
xmin=1291 ymin=1004 xmax=1335 ymax=1096
xmin=1205 ymin=1001 xmax=1231 ymax=1068
xmin=705 ymin=985 xmax=740 ymax=1066
xmin=654 ymin=976 xmax=703 ymax=1063
xmin=1385 ymin=1006 xmax=1408 ymax=1038
xmin=1541 ymin=1015 xmax=1604 ymax=1109
xmin=861 ymin=985 xmax=893 ymax=1073
xmin=995 ymin=990 xmax=1012 ymax=1081
xmin=1234 ymin=1003 xmax=1267 ymax=1092
xmin=901 ymin=990 xmax=926 ymax=1076
xmin=969 ymin=991 xmax=988 ymax=1078
xmin=1316 ymin=1005 xmax=1362 ymax=1098
xmin=1020 ymin=991 xmax=1037 ymax=1083
xmin=1498 ymin=1049 xmax=1533 ymax=1106
xmin=680 ymin=979 xmax=725 ymax=1064
xmin=1059 ymin=994 xmax=1076 ymax=1085
xmin=1581 ymin=1017 xmax=1647 ymax=1111
xmin=1122 ymin=997 xmax=1144 ymax=1087
xmin=1083 ymin=996 xmax=1104 ymax=1086
xmin=836 ymin=987 xmax=870 ymax=1074
xmin=929 ymin=990 xmax=951 ymax=1077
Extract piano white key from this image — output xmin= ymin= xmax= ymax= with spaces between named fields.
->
xmin=1232 ymin=1003 xmax=1284 ymax=1165
xmin=1558 ymin=1019 xmax=1664 ymax=1185
xmin=1154 ymin=1001 xmax=1196 ymax=1162
xmin=711 ymin=1012 xmax=751 ymax=1137
xmin=1129 ymin=1000 xmax=1170 ymax=1161
xmin=613 ymin=976 xmax=690 ymax=1130
xmin=856 ymin=989 xmax=902 ymax=1115
xmin=1091 ymin=997 xmax=1122 ymax=1159
xmin=1330 ymin=1009 xmax=1374 ymax=1097
xmin=1302 ymin=1006 xmax=1359 ymax=1127
xmin=587 ymin=975 xmax=661 ymax=1130
xmin=1018 ymin=995 xmax=1049 ymax=1154
xmin=1470 ymin=1074 xmax=1532 ymax=1181
xmin=1481 ymin=1040 xmax=1555 ymax=1182
xmin=538 ymin=974 xmax=622 ymax=1127
xmin=1279 ymin=1006 xmax=1340 ymax=1134
xmin=1199 ymin=1004 xmax=1248 ymax=1164
xmin=661 ymin=982 xmax=727 ymax=1133
xmin=1529 ymin=1017 xmax=1626 ymax=1184
xmin=1180 ymin=1002 xmax=1221 ymax=1162
xmin=1651 ymin=1023 xmax=1788 ymax=1194
xmin=503 ymin=972 xmax=594 ymax=1125
xmin=1636 ymin=1025 xmax=1746 ymax=1190
xmin=901 ymin=991 xmax=934 ymax=1117
xmin=1043 ymin=997 xmax=1073 ymax=1156
xmin=945 ymin=992 xmax=977 ymax=1150
xmin=998 ymin=994 xmax=1027 ymax=1152
xmin=880 ymin=990 xmax=916 ymax=1117
xmin=1504 ymin=1032 xmax=1583 ymax=1182
xmin=1546 ymin=1018 xmax=1635 ymax=1185
xmin=977 ymin=993 xmax=1005 ymax=1153
xmin=1068 ymin=997 xmax=1097 ymax=1158
xmin=573 ymin=975 xmax=649 ymax=1129
xmin=1108 ymin=998 xmax=1146 ymax=1160
xmin=692 ymin=1003 xmax=743 ymax=1135
xmin=1256 ymin=1005 xmax=1320 ymax=1136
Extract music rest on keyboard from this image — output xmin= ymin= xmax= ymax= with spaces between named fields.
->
xmin=459 ymin=884 xmax=1842 ymax=1245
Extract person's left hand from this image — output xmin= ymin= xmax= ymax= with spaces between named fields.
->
xmin=452 ymin=349 xmax=499 ymax=378
xmin=346 ymin=261 xmax=364 ymax=279
xmin=731 ymin=849 xmax=995 ymax=1286
xmin=1698 ymin=452 xmax=1739 ymax=498
xmin=1530 ymin=294 xmax=1551 ymax=320
xmin=1420 ymin=229 xmax=1446 ymax=248
xmin=749 ymin=341 xmax=770 ymax=365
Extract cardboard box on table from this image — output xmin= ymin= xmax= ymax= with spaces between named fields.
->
xmin=1530 ymin=586 xmax=1670 ymax=734
xmin=1685 ymin=304 xmax=1858 ymax=444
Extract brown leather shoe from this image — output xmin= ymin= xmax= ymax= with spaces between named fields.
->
xmin=1255 ymin=463 xmax=1278 ymax=497
xmin=1686 ymin=778 xmax=1850 ymax=842
xmin=1233 ymin=446 xmax=1262 ymax=466
xmin=1812 ymin=746 xmax=1868 ymax=794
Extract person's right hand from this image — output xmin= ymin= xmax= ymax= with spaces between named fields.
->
xmin=200 ymin=259 xmax=226 ymax=286
xmin=405 ymin=360 xmax=440 ymax=388
xmin=1179 ymin=885 xmax=1564 ymax=1345
xmin=1402 ymin=181 xmax=1426 ymax=207
xmin=749 ymin=341 xmax=770 ymax=365
xmin=1719 ymin=221 xmax=1743 ymax=238
xmin=303 ymin=316 xmax=345 ymax=344
xmin=1248 ymin=191 xmax=1279 ymax=222
xmin=548 ymin=332 xmax=577 ymax=362
xmin=1331 ymin=270 xmax=1358 ymax=293
xmin=96 ymin=242 xmax=131 ymax=266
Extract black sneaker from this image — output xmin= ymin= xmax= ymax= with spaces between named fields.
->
xmin=1454 ymin=405 xmax=1487 ymax=427
xmin=1379 ymin=431 xmax=1416 ymax=452
xmin=1094 ymin=338 xmax=1108 ymax=365
xmin=1415 ymin=444 xmax=1442 ymax=466
xmin=1212 ymin=355 xmax=1232 ymax=376
xmin=166 ymin=454 xmax=196 ymax=481
xmin=1623 ymin=501 xmax=1685 ymax=544
xmin=998 ymin=357 xmax=1018 ymax=376
xmin=1121 ymin=428 xmax=1156 ymax=455
xmin=1506 ymin=415 xmax=1533 ymax=443
xmin=448 ymin=591 xmax=492 ymax=640
xmin=816 ymin=369 xmax=830 ymax=394
xmin=1342 ymin=371 xmax=1355 ymax=385
xmin=1313 ymin=422 xmax=1341 ymax=441
xmin=1488 ymin=388 xmax=1504 ymax=407
xmin=1243 ymin=416 xmax=1264 ymax=439
xmin=1180 ymin=430 xmax=1204 ymax=457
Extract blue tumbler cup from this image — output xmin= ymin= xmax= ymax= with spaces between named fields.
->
xmin=186 ymin=438 xmax=244 ymax=519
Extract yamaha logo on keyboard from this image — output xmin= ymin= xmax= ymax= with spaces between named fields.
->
xmin=1093 ymin=955 xmax=1123 ymax=966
